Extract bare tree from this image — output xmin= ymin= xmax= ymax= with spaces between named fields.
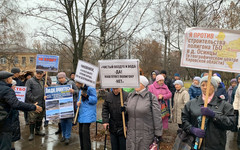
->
xmin=96 ymin=0 xmax=154 ymax=59
xmin=132 ymin=38 xmax=163 ymax=78
xmin=20 ymin=0 xmax=98 ymax=70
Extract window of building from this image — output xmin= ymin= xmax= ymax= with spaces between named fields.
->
xmin=14 ymin=56 xmax=18 ymax=64
xmin=0 ymin=57 xmax=6 ymax=64
xmin=22 ymin=57 xmax=26 ymax=65
xmin=30 ymin=57 xmax=35 ymax=63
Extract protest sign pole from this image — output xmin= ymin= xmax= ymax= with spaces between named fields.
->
xmin=74 ymin=96 xmax=82 ymax=124
xmin=198 ymin=70 xmax=212 ymax=149
xmin=120 ymin=89 xmax=127 ymax=138
xmin=45 ymin=71 xmax=48 ymax=86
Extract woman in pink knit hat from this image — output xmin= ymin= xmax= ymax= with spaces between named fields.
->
xmin=148 ymin=74 xmax=172 ymax=131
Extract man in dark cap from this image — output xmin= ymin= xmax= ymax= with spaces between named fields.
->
xmin=70 ymin=72 xmax=75 ymax=81
xmin=11 ymin=67 xmax=23 ymax=86
xmin=25 ymin=70 xmax=47 ymax=141
xmin=0 ymin=71 xmax=42 ymax=150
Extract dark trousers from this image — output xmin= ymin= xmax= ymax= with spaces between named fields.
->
xmin=0 ymin=132 xmax=12 ymax=150
xmin=79 ymin=123 xmax=91 ymax=150
xmin=110 ymin=133 xmax=126 ymax=150
xmin=24 ymin=111 xmax=28 ymax=123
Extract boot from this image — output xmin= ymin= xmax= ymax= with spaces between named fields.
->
xmin=65 ymin=139 xmax=70 ymax=145
xmin=28 ymin=124 xmax=35 ymax=141
xmin=238 ymin=129 xmax=240 ymax=149
xmin=35 ymin=121 xmax=45 ymax=136
xmin=55 ymin=123 xmax=62 ymax=135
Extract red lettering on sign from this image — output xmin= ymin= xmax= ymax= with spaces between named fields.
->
xmin=15 ymin=87 xmax=26 ymax=91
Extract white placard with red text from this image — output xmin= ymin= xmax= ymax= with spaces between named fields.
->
xmin=14 ymin=86 xmax=27 ymax=102
xmin=181 ymin=27 xmax=240 ymax=73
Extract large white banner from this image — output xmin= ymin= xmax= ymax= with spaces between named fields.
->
xmin=14 ymin=86 xmax=27 ymax=102
xmin=98 ymin=59 xmax=140 ymax=88
xmin=75 ymin=60 xmax=99 ymax=88
xmin=181 ymin=27 xmax=240 ymax=73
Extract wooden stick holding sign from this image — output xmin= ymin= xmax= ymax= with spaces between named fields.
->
xmin=120 ymin=89 xmax=127 ymax=138
xmin=45 ymin=71 xmax=48 ymax=86
xmin=74 ymin=96 xmax=82 ymax=124
xmin=198 ymin=70 xmax=212 ymax=149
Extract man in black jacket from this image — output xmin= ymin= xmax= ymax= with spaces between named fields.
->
xmin=102 ymin=88 xmax=128 ymax=150
xmin=0 ymin=71 xmax=42 ymax=150
xmin=11 ymin=67 xmax=23 ymax=86
xmin=25 ymin=70 xmax=47 ymax=141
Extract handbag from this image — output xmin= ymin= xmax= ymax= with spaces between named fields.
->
xmin=160 ymin=99 xmax=169 ymax=119
xmin=173 ymin=129 xmax=194 ymax=150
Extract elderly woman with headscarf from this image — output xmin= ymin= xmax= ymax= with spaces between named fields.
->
xmin=188 ymin=76 xmax=201 ymax=100
xmin=182 ymin=76 xmax=235 ymax=150
xmin=125 ymin=75 xmax=163 ymax=150
xmin=172 ymin=80 xmax=189 ymax=128
xmin=148 ymin=74 xmax=172 ymax=130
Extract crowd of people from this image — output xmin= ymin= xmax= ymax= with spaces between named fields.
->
xmin=0 ymin=67 xmax=240 ymax=150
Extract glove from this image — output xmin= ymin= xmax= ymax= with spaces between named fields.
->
xmin=219 ymin=95 xmax=225 ymax=100
xmin=120 ymin=106 xmax=126 ymax=112
xmin=190 ymin=127 xmax=205 ymax=138
xmin=81 ymin=95 xmax=89 ymax=101
xmin=201 ymin=107 xmax=215 ymax=118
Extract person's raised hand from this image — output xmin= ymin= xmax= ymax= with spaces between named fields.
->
xmin=34 ymin=102 xmax=42 ymax=113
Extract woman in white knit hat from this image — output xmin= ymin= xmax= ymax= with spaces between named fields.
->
xmin=125 ymin=75 xmax=163 ymax=150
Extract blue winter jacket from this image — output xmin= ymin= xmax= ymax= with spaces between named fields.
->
xmin=77 ymin=86 xmax=97 ymax=123
xmin=188 ymin=84 xmax=201 ymax=100
xmin=215 ymin=84 xmax=228 ymax=101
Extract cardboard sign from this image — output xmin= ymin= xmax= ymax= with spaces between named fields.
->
xmin=98 ymin=59 xmax=140 ymax=88
xmin=36 ymin=54 xmax=59 ymax=72
xmin=14 ymin=86 xmax=27 ymax=102
xmin=45 ymin=85 xmax=74 ymax=120
xmin=75 ymin=60 xmax=99 ymax=88
xmin=181 ymin=27 xmax=240 ymax=73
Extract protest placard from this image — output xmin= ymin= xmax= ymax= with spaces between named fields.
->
xmin=45 ymin=85 xmax=74 ymax=120
xmin=98 ymin=59 xmax=140 ymax=88
xmin=14 ymin=86 xmax=27 ymax=102
xmin=75 ymin=60 xmax=99 ymax=88
xmin=36 ymin=54 xmax=59 ymax=72
xmin=98 ymin=59 xmax=140 ymax=137
xmin=181 ymin=27 xmax=240 ymax=148
xmin=181 ymin=27 xmax=240 ymax=73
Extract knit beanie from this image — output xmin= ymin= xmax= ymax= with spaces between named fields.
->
xmin=156 ymin=75 xmax=165 ymax=82
xmin=212 ymin=76 xmax=222 ymax=84
xmin=193 ymin=76 xmax=201 ymax=82
xmin=200 ymin=76 xmax=218 ymax=90
xmin=57 ymin=72 xmax=66 ymax=78
xmin=160 ymin=70 xmax=167 ymax=75
xmin=173 ymin=80 xmax=184 ymax=87
xmin=230 ymin=78 xmax=237 ymax=84
xmin=140 ymin=75 xmax=149 ymax=87
xmin=174 ymin=73 xmax=180 ymax=77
